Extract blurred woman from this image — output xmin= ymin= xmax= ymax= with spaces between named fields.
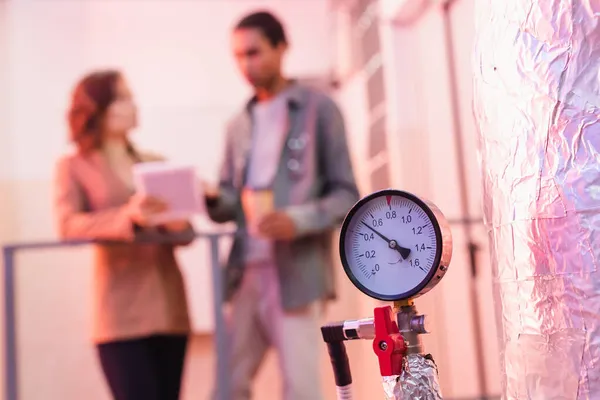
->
xmin=53 ymin=70 xmax=194 ymax=400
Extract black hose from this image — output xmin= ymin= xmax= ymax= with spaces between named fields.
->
xmin=325 ymin=341 xmax=352 ymax=388
xmin=321 ymin=323 xmax=352 ymax=388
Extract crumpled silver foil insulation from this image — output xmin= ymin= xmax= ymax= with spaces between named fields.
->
xmin=381 ymin=354 xmax=442 ymax=399
xmin=473 ymin=1 xmax=600 ymax=398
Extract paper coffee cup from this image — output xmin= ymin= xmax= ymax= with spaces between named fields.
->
xmin=241 ymin=189 xmax=274 ymax=237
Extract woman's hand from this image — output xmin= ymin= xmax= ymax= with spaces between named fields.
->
xmin=126 ymin=193 xmax=167 ymax=227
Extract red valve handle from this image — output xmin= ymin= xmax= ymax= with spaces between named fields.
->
xmin=372 ymin=305 xmax=407 ymax=376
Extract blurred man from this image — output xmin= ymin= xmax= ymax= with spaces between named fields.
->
xmin=206 ymin=10 xmax=359 ymax=400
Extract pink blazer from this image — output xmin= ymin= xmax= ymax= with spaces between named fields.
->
xmin=53 ymin=150 xmax=193 ymax=343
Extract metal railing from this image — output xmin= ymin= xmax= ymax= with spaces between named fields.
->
xmin=2 ymin=228 xmax=498 ymax=400
xmin=2 ymin=231 xmax=235 ymax=400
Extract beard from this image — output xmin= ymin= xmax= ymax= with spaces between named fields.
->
xmin=248 ymin=73 xmax=277 ymax=91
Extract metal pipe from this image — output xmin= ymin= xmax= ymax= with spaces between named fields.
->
xmin=4 ymin=247 xmax=17 ymax=400
xmin=385 ymin=304 xmax=443 ymax=399
xmin=208 ymin=234 xmax=230 ymax=400
xmin=474 ymin=0 xmax=600 ymax=398
xmin=2 ymin=232 xmax=234 ymax=400
xmin=440 ymin=0 xmax=488 ymax=396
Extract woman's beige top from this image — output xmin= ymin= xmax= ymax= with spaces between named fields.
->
xmin=53 ymin=146 xmax=193 ymax=344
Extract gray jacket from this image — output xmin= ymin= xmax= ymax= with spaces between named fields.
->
xmin=207 ymin=82 xmax=359 ymax=310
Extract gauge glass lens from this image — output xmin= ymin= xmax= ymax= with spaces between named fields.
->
xmin=343 ymin=193 xmax=438 ymax=298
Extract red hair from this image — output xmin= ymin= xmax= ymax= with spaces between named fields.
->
xmin=67 ymin=70 xmax=121 ymax=153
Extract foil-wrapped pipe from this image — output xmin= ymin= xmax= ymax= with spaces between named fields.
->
xmin=473 ymin=1 xmax=600 ymax=398
xmin=382 ymin=354 xmax=442 ymax=400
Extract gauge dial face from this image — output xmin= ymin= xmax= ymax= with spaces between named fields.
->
xmin=340 ymin=190 xmax=442 ymax=301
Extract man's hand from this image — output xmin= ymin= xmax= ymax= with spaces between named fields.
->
xmin=201 ymin=180 xmax=220 ymax=200
xmin=257 ymin=211 xmax=297 ymax=240
xmin=162 ymin=220 xmax=189 ymax=232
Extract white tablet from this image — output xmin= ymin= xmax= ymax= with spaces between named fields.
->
xmin=133 ymin=161 xmax=203 ymax=225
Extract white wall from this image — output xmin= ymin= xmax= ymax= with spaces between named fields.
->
xmin=1 ymin=1 xmax=366 ymax=399
xmin=0 ymin=0 xmax=15 ymax=238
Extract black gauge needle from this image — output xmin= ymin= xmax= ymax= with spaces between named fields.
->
xmin=361 ymin=221 xmax=411 ymax=259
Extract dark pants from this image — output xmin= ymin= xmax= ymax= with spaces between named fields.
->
xmin=97 ymin=334 xmax=188 ymax=400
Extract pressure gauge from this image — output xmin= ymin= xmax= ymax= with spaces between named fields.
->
xmin=339 ymin=189 xmax=452 ymax=301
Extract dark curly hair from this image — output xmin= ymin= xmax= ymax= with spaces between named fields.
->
xmin=67 ymin=70 xmax=123 ymax=153
xmin=235 ymin=11 xmax=287 ymax=47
